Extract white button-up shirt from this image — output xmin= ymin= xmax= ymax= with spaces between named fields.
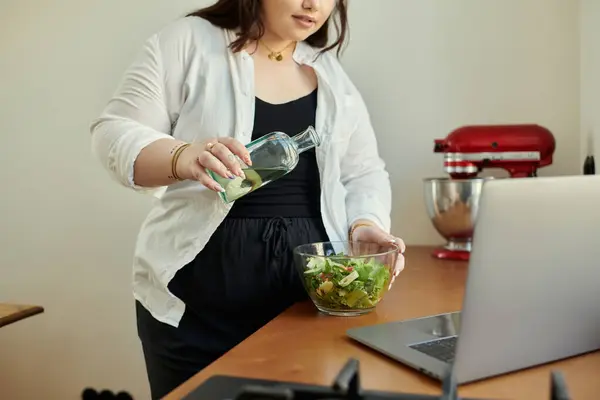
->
xmin=90 ymin=17 xmax=391 ymax=327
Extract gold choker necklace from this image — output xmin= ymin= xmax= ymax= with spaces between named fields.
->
xmin=259 ymin=40 xmax=295 ymax=62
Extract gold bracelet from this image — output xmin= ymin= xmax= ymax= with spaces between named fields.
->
xmin=349 ymin=222 xmax=374 ymax=242
xmin=171 ymin=143 xmax=191 ymax=181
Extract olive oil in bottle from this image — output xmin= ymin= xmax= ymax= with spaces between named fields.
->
xmin=207 ymin=126 xmax=322 ymax=203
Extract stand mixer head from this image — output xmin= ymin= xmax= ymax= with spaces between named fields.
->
xmin=434 ymin=124 xmax=556 ymax=179
xmin=425 ymin=124 xmax=556 ymax=261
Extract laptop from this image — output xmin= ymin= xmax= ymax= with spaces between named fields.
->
xmin=346 ymin=175 xmax=600 ymax=384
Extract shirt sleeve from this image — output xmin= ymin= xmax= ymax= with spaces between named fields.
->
xmin=339 ymin=90 xmax=392 ymax=233
xmin=90 ymin=32 xmax=175 ymax=197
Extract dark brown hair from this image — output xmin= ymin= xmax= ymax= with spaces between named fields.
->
xmin=187 ymin=0 xmax=349 ymax=57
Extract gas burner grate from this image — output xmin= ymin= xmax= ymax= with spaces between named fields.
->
xmin=185 ymin=358 xmax=572 ymax=400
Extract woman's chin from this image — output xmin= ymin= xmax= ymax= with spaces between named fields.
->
xmin=283 ymin=28 xmax=317 ymax=43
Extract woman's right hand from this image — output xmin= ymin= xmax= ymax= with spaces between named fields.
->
xmin=175 ymin=137 xmax=252 ymax=192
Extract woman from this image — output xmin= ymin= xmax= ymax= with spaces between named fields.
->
xmin=90 ymin=0 xmax=406 ymax=398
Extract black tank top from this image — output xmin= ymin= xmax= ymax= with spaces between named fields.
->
xmin=227 ymin=89 xmax=321 ymax=218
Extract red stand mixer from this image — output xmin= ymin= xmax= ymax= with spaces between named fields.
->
xmin=424 ymin=124 xmax=556 ymax=260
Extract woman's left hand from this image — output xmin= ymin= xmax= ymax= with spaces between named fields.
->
xmin=350 ymin=221 xmax=406 ymax=289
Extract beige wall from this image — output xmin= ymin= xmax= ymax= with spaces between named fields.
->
xmin=581 ymin=0 xmax=600 ymax=159
xmin=341 ymin=0 xmax=581 ymax=243
xmin=0 ymin=0 xmax=584 ymax=399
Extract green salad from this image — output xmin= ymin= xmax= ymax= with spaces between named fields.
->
xmin=303 ymin=254 xmax=391 ymax=309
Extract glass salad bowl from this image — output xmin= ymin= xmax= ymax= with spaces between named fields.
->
xmin=293 ymin=241 xmax=400 ymax=316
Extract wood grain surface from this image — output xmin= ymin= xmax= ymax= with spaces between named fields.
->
xmin=0 ymin=303 xmax=44 ymax=328
xmin=164 ymin=246 xmax=600 ymax=400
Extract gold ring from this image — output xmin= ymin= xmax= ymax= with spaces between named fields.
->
xmin=206 ymin=142 xmax=216 ymax=152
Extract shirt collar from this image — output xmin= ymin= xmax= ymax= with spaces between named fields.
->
xmin=293 ymin=41 xmax=318 ymax=65
xmin=223 ymin=28 xmax=318 ymax=65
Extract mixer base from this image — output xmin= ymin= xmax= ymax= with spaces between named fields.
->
xmin=432 ymin=248 xmax=470 ymax=261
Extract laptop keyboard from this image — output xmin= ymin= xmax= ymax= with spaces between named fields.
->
xmin=408 ymin=336 xmax=457 ymax=363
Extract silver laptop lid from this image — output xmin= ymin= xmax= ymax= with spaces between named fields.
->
xmin=453 ymin=175 xmax=600 ymax=383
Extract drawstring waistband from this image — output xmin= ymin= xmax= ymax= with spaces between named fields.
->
xmin=262 ymin=216 xmax=291 ymax=260
xmin=262 ymin=217 xmax=293 ymax=285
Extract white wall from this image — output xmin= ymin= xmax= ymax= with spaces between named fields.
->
xmin=0 ymin=1 xmax=583 ymax=399
xmin=581 ymin=0 xmax=600 ymax=159
xmin=342 ymin=0 xmax=581 ymax=243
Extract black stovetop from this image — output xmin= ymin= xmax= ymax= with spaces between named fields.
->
xmin=182 ymin=358 xmax=571 ymax=400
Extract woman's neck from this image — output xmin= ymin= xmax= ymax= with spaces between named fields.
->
xmin=262 ymin=30 xmax=294 ymax=50
xmin=253 ymin=31 xmax=297 ymax=60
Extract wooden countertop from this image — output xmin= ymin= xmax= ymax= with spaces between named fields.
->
xmin=0 ymin=303 xmax=44 ymax=328
xmin=165 ymin=246 xmax=600 ymax=400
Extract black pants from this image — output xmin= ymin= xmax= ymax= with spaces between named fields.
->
xmin=136 ymin=216 xmax=329 ymax=399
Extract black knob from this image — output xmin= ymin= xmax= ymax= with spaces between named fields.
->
xmin=583 ymin=155 xmax=595 ymax=175
xmin=82 ymin=388 xmax=98 ymax=400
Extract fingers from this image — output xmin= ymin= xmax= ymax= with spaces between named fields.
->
xmin=197 ymin=150 xmax=235 ymax=180
xmin=219 ymin=137 xmax=252 ymax=166
xmin=208 ymin=142 xmax=246 ymax=178
xmin=175 ymin=137 xmax=250 ymax=191
xmin=388 ymin=253 xmax=405 ymax=290
xmin=383 ymin=235 xmax=406 ymax=253
xmin=188 ymin=163 xmax=225 ymax=193
xmin=392 ymin=237 xmax=406 ymax=253
xmin=395 ymin=253 xmax=405 ymax=276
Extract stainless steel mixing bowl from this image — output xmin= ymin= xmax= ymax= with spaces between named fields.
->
xmin=423 ymin=177 xmax=490 ymax=254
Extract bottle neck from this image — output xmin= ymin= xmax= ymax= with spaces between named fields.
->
xmin=292 ymin=126 xmax=322 ymax=154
